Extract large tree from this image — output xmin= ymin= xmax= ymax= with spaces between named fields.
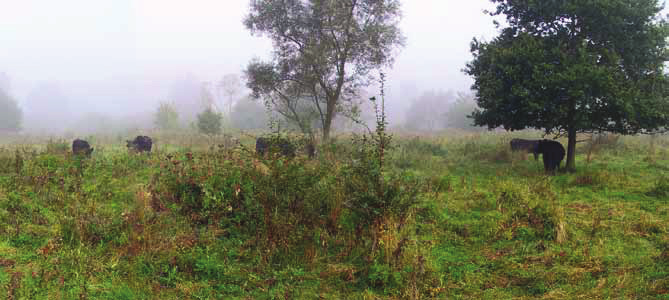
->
xmin=244 ymin=0 xmax=405 ymax=140
xmin=465 ymin=0 xmax=669 ymax=171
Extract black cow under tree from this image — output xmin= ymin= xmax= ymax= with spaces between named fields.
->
xmin=465 ymin=0 xmax=669 ymax=171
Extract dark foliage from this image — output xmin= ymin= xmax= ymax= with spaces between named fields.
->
xmin=255 ymin=137 xmax=296 ymax=158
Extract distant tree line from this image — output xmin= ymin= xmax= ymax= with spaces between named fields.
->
xmin=404 ymin=91 xmax=483 ymax=132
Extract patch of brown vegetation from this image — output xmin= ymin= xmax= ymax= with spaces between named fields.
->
xmin=7 ymin=271 xmax=22 ymax=300
xmin=485 ymin=247 xmax=512 ymax=261
xmin=568 ymin=203 xmax=592 ymax=213
xmin=319 ymin=264 xmax=357 ymax=282
xmin=0 ymin=259 xmax=16 ymax=267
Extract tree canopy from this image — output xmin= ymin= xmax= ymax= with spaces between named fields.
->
xmin=465 ymin=0 xmax=669 ymax=171
xmin=244 ymin=0 xmax=405 ymax=140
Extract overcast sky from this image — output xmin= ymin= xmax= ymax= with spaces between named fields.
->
xmin=0 ymin=0 xmax=501 ymax=118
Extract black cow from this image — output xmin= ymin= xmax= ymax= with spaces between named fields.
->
xmin=255 ymin=137 xmax=269 ymax=156
xmin=127 ymin=136 xmax=153 ymax=153
xmin=536 ymin=139 xmax=565 ymax=173
xmin=510 ymin=138 xmax=540 ymax=160
xmin=256 ymin=137 xmax=296 ymax=158
xmin=72 ymin=139 xmax=94 ymax=156
xmin=305 ymin=142 xmax=316 ymax=159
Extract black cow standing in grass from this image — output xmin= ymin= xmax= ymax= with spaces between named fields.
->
xmin=255 ymin=137 xmax=270 ymax=156
xmin=536 ymin=139 xmax=565 ymax=173
xmin=72 ymin=139 xmax=94 ymax=157
xmin=510 ymin=138 xmax=540 ymax=160
xmin=127 ymin=136 xmax=153 ymax=153
xmin=255 ymin=137 xmax=296 ymax=158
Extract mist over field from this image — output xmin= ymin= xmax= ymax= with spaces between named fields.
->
xmin=1 ymin=1 xmax=668 ymax=299
xmin=0 ymin=0 xmax=503 ymax=134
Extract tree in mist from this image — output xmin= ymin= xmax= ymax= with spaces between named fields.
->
xmin=444 ymin=93 xmax=482 ymax=131
xmin=200 ymin=82 xmax=218 ymax=112
xmin=405 ymin=91 xmax=454 ymax=132
xmin=465 ymin=0 xmax=669 ymax=171
xmin=0 ymin=88 xmax=22 ymax=132
xmin=154 ymin=101 xmax=180 ymax=131
xmin=169 ymin=75 xmax=206 ymax=123
xmin=230 ymin=97 xmax=270 ymax=130
xmin=218 ymin=74 xmax=241 ymax=115
xmin=244 ymin=0 xmax=405 ymax=140
xmin=197 ymin=108 xmax=222 ymax=135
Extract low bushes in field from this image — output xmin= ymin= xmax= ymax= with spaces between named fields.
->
xmin=146 ymin=92 xmax=441 ymax=296
xmin=647 ymin=176 xmax=669 ymax=198
xmin=494 ymin=180 xmax=565 ymax=242
xmin=149 ymin=129 xmax=433 ymax=296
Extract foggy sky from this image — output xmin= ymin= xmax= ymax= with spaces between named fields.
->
xmin=0 ymin=0 xmax=501 ymax=122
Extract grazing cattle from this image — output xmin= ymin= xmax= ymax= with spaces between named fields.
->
xmin=536 ymin=139 xmax=565 ymax=173
xmin=256 ymin=137 xmax=296 ymax=158
xmin=72 ymin=139 xmax=94 ymax=156
xmin=305 ymin=142 xmax=316 ymax=159
xmin=510 ymin=138 xmax=540 ymax=160
xmin=255 ymin=137 xmax=269 ymax=156
xmin=126 ymin=136 xmax=153 ymax=153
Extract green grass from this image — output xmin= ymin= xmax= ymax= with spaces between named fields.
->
xmin=0 ymin=131 xmax=668 ymax=299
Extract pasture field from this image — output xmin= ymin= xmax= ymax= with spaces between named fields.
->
xmin=0 ymin=131 xmax=668 ymax=299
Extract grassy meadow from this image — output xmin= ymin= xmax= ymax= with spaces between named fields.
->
xmin=0 ymin=130 xmax=668 ymax=299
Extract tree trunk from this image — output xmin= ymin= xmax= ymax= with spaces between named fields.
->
xmin=322 ymin=96 xmax=337 ymax=141
xmin=323 ymin=115 xmax=332 ymax=141
xmin=566 ymin=127 xmax=577 ymax=172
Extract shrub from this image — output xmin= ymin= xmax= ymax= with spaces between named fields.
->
xmin=196 ymin=108 xmax=222 ymax=135
xmin=342 ymin=78 xmax=421 ymax=253
xmin=151 ymin=148 xmax=335 ymax=262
